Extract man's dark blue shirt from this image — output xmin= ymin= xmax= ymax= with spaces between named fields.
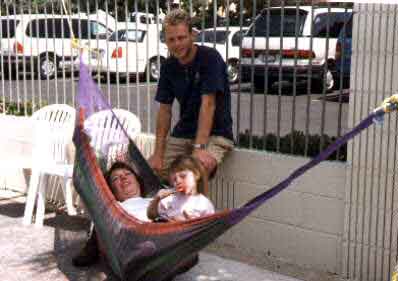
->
xmin=155 ymin=45 xmax=233 ymax=141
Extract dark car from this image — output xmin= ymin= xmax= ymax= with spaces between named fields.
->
xmin=334 ymin=16 xmax=352 ymax=89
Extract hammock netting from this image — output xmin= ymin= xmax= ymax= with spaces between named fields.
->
xmin=72 ymin=60 xmax=389 ymax=281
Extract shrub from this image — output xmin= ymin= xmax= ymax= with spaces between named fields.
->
xmin=0 ymin=100 xmax=46 ymax=116
xmin=238 ymin=130 xmax=347 ymax=161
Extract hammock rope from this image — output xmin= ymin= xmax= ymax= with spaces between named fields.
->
xmin=73 ymin=60 xmax=398 ymax=281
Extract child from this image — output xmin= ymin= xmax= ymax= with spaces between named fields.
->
xmin=147 ymin=155 xmax=215 ymax=221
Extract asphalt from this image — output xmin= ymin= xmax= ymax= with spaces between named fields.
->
xmin=0 ymin=189 xmax=303 ymax=281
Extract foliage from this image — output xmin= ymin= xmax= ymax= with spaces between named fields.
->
xmin=0 ymin=100 xmax=47 ymax=116
xmin=238 ymin=130 xmax=347 ymax=161
xmin=0 ymin=0 xmax=353 ymax=23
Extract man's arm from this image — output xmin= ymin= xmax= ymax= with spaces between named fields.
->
xmin=148 ymin=103 xmax=172 ymax=172
xmin=194 ymin=94 xmax=216 ymax=145
xmin=192 ymin=94 xmax=217 ymax=173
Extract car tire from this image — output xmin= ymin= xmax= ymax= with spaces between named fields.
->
xmin=39 ymin=54 xmax=58 ymax=80
xmin=1 ymin=64 xmax=16 ymax=80
xmin=254 ymin=76 xmax=277 ymax=93
xmin=227 ymin=59 xmax=239 ymax=84
xmin=147 ymin=57 xmax=165 ymax=81
xmin=312 ymin=68 xmax=335 ymax=94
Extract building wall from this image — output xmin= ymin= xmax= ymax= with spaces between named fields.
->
xmin=342 ymin=3 xmax=398 ymax=281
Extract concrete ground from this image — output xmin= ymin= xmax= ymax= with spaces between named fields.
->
xmin=0 ymin=189 xmax=304 ymax=281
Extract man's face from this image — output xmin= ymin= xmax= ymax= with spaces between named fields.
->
xmin=164 ymin=23 xmax=195 ymax=63
xmin=110 ymin=168 xmax=141 ymax=202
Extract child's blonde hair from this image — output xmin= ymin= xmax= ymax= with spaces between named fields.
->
xmin=169 ymin=155 xmax=208 ymax=195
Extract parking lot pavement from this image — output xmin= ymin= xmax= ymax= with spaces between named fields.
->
xmin=0 ymin=189 xmax=303 ymax=281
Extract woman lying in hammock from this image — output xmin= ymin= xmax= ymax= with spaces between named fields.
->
xmin=73 ymin=161 xmax=151 ymax=267
xmin=73 ymin=157 xmax=215 ymax=277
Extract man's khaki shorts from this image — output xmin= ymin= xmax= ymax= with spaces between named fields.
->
xmin=159 ymin=136 xmax=234 ymax=180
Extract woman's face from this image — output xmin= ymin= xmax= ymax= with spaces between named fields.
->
xmin=110 ymin=168 xmax=141 ymax=202
xmin=170 ymin=169 xmax=198 ymax=195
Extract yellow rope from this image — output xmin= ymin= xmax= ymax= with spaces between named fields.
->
xmin=379 ymin=94 xmax=398 ymax=113
xmin=60 ymin=0 xmax=102 ymax=70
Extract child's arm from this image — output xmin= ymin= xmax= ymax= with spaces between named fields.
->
xmin=147 ymin=189 xmax=175 ymax=221
xmin=147 ymin=196 xmax=162 ymax=220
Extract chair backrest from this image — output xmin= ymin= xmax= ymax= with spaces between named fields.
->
xmin=84 ymin=108 xmax=141 ymax=168
xmin=31 ymin=104 xmax=76 ymax=165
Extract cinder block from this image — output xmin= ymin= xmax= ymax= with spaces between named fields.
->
xmin=216 ymin=216 xmax=341 ymax=274
xmin=232 ymin=181 xmax=303 ymax=226
xmin=295 ymin=226 xmax=341 ymax=273
xmin=301 ymin=193 xmax=344 ymax=235
xmin=219 ymin=149 xmax=346 ymax=199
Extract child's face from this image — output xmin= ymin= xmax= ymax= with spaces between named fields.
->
xmin=170 ymin=169 xmax=198 ymax=195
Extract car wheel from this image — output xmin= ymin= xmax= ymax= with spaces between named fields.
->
xmin=1 ymin=64 xmax=16 ymax=80
xmin=253 ymin=76 xmax=277 ymax=93
xmin=147 ymin=57 xmax=165 ymax=81
xmin=312 ymin=69 xmax=335 ymax=93
xmin=39 ymin=54 xmax=57 ymax=80
xmin=227 ymin=60 xmax=239 ymax=84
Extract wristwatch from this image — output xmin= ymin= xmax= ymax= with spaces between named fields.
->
xmin=192 ymin=143 xmax=207 ymax=149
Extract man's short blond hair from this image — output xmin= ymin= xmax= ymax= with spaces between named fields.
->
xmin=163 ymin=9 xmax=192 ymax=33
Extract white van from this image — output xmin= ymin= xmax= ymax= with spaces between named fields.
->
xmin=130 ymin=12 xmax=163 ymax=25
xmin=0 ymin=12 xmax=115 ymax=79
xmin=240 ymin=6 xmax=352 ymax=92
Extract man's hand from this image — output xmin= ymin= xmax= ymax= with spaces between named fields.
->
xmin=148 ymin=153 xmax=164 ymax=173
xmin=192 ymin=149 xmax=217 ymax=175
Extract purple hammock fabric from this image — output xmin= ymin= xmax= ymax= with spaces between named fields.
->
xmin=73 ymin=60 xmax=386 ymax=281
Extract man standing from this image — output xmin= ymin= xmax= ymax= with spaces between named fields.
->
xmin=148 ymin=9 xmax=234 ymax=181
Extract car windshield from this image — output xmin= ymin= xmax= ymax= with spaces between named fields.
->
xmin=338 ymin=16 xmax=353 ymax=38
xmin=313 ymin=12 xmax=352 ymax=38
xmin=109 ymin=29 xmax=145 ymax=42
xmin=196 ymin=30 xmax=229 ymax=44
xmin=246 ymin=8 xmax=307 ymax=37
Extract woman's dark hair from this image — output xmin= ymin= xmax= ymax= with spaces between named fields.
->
xmin=169 ymin=155 xmax=209 ymax=195
xmin=105 ymin=161 xmax=144 ymax=195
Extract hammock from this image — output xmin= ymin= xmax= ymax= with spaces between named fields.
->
xmin=72 ymin=60 xmax=394 ymax=281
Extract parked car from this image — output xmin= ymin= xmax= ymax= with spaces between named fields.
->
xmin=0 ymin=12 xmax=114 ymax=80
xmin=130 ymin=12 xmax=164 ymax=25
xmin=195 ymin=27 xmax=247 ymax=83
xmin=335 ymin=15 xmax=353 ymax=89
xmin=80 ymin=24 xmax=168 ymax=81
xmin=241 ymin=6 xmax=353 ymax=92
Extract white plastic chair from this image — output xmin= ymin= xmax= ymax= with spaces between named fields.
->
xmin=22 ymin=104 xmax=76 ymax=227
xmin=83 ymin=108 xmax=141 ymax=168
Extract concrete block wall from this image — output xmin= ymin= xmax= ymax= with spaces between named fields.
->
xmin=210 ymin=149 xmax=347 ymax=277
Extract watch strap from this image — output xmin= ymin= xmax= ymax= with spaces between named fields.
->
xmin=192 ymin=143 xmax=207 ymax=149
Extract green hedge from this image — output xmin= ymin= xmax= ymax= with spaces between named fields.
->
xmin=0 ymin=100 xmax=46 ymax=116
xmin=238 ymin=130 xmax=347 ymax=161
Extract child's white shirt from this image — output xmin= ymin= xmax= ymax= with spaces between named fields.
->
xmin=158 ymin=193 xmax=215 ymax=221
